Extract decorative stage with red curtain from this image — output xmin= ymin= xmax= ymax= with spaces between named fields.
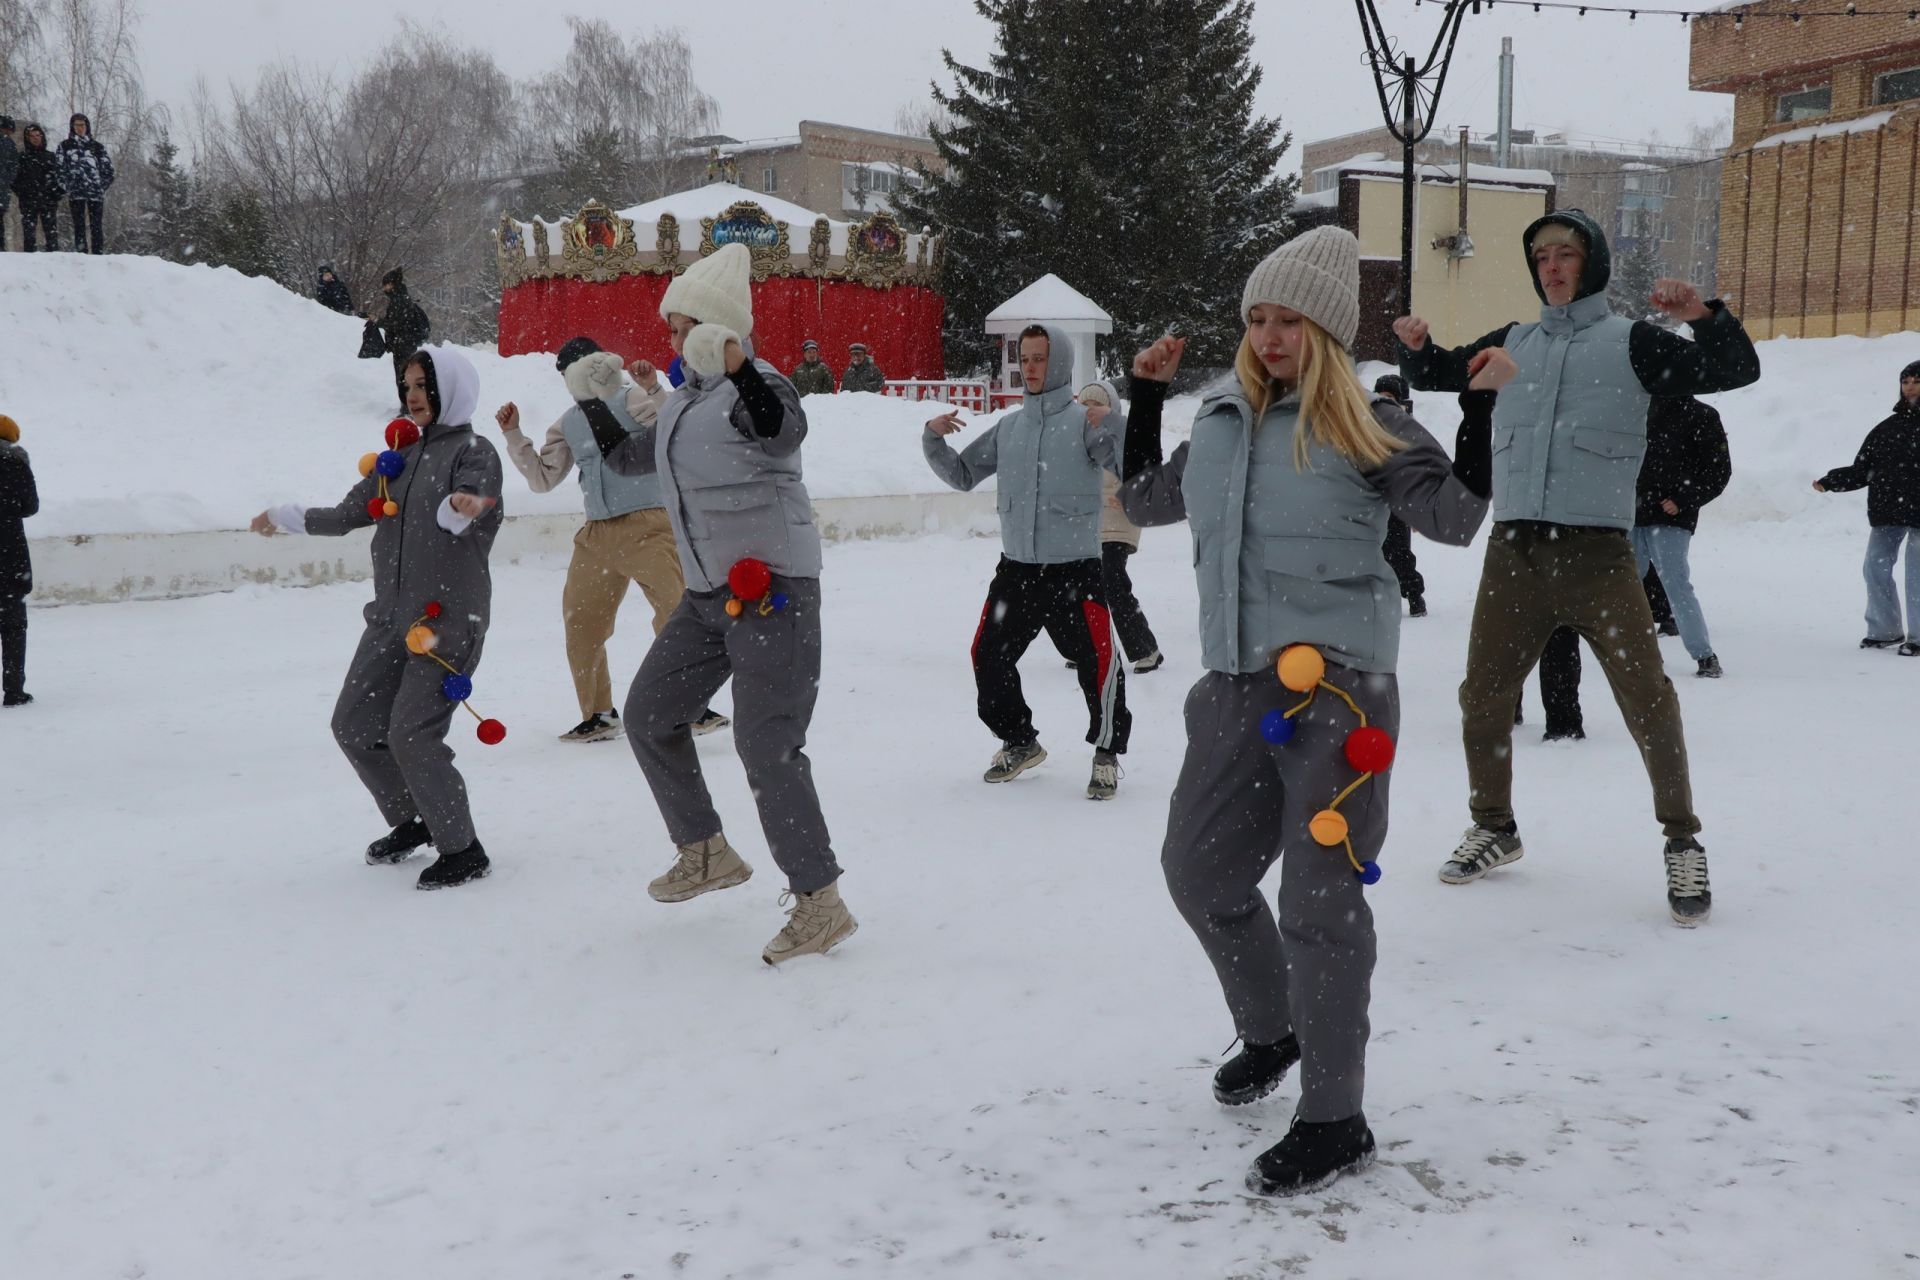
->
xmin=494 ymin=184 xmax=946 ymax=380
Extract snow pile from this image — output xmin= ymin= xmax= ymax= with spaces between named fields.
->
xmin=0 ymin=254 xmax=983 ymax=539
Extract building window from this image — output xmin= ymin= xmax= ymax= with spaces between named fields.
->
xmin=762 ymin=166 xmax=777 ymax=193
xmin=1776 ymin=84 xmax=1831 ymax=122
xmin=1874 ymin=66 xmax=1920 ymax=106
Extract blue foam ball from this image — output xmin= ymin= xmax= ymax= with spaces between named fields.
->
xmin=440 ymin=673 xmax=473 ymax=702
xmin=375 ymin=449 xmax=407 ymax=478
xmin=1259 ymin=709 xmax=1295 ymax=744
xmin=1357 ymin=861 xmax=1383 ymax=886
xmin=770 ymin=592 xmax=789 ymax=613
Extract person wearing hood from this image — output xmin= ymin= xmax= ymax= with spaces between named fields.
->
xmin=249 ymin=347 xmax=504 ymax=891
xmin=374 ymin=268 xmax=432 ymax=410
xmin=0 ymin=117 xmax=18 ymax=251
xmin=790 ymin=340 xmax=835 ymax=397
xmin=494 ymin=335 xmax=727 ymax=743
xmin=1121 ymin=225 xmax=1493 ymax=1198
xmin=55 ymin=113 xmax=112 ymax=254
xmin=841 ymin=342 xmax=886 ymax=393
xmin=9 ymin=123 xmax=64 ymax=253
xmin=1395 ymin=208 xmax=1760 ymax=925
xmin=1075 ymin=380 xmax=1162 ymax=673
xmin=0 ymin=414 xmax=38 ymax=706
xmin=315 ymin=264 xmax=355 ymax=315
xmin=578 ymin=242 xmax=856 ymax=966
xmin=1815 ymin=360 xmax=1920 ymax=656
xmin=925 ymin=323 xmax=1132 ymax=800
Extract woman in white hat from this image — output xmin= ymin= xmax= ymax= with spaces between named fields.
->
xmin=1123 ymin=225 xmax=1497 ymax=1195
xmin=578 ymin=242 xmax=854 ymax=965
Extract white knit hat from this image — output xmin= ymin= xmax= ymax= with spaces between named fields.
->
xmin=660 ymin=242 xmax=754 ymax=336
xmin=1240 ymin=225 xmax=1361 ymax=351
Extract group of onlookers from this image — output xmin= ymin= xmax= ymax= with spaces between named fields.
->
xmin=0 ymin=113 xmax=114 ymax=254
xmin=790 ymin=340 xmax=886 ymax=395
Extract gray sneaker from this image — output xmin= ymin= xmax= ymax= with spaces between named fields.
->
xmin=1439 ymin=826 xmax=1525 ymax=884
xmin=1087 ymin=749 xmax=1121 ymax=800
xmin=762 ymin=882 xmax=858 ymax=965
xmin=983 ymin=740 xmax=1047 ymax=783
xmin=1663 ymin=837 xmax=1712 ymax=926
xmin=648 ymin=833 xmax=753 ymax=903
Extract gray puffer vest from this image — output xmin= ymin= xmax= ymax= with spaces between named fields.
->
xmin=559 ymin=397 xmax=662 ymax=521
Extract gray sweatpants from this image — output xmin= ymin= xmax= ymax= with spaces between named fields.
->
xmin=1161 ymin=667 xmax=1398 ymax=1123
xmin=624 ymin=575 xmax=842 ymax=894
xmin=331 ymin=619 xmax=485 ymax=853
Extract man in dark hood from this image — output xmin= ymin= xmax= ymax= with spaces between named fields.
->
xmin=9 ymin=123 xmax=64 ymax=252
xmin=1393 ymin=208 xmax=1760 ymax=927
xmin=374 ymin=267 xmax=432 ymax=410
xmin=55 ymin=112 xmax=113 ymax=254
xmin=315 ymin=263 xmax=354 ymax=314
xmin=0 ymin=117 xmax=17 ymax=251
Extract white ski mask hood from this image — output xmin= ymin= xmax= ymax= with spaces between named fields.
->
xmin=417 ymin=345 xmax=480 ymax=427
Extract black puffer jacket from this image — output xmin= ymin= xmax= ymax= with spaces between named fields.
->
xmin=1636 ymin=397 xmax=1731 ymax=533
xmin=9 ymin=127 xmax=64 ymax=210
xmin=1821 ymin=400 xmax=1920 ymax=527
xmin=379 ymin=285 xmax=431 ymax=356
xmin=0 ymin=441 xmax=39 ymax=595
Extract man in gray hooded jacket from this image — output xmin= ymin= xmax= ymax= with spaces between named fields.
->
xmin=924 ymin=323 xmax=1131 ymax=800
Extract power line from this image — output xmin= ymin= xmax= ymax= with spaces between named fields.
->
xmin=1414 ymin=0 xmax=1920 ymax=23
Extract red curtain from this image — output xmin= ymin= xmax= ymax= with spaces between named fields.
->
xmin=498 ymin=274 xmax=946 ymax=380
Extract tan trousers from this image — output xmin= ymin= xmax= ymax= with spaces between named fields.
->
xmin=563 ymin=508 xmax=685 ymax=718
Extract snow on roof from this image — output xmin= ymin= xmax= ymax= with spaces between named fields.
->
xmin=1753 ymin=110 xmax=1896 ymax=152
xmin=984 ymin=274 xmax=1113 ymax=330
xmin=1334 ymin=157 xmax=1556 ymax=188
xmin=621 ymin=182 xmax=835 ymax=230
xmin=1295 ymin=188 xmax=1340 ymax=210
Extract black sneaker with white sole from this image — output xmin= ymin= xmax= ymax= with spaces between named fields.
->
xmin=1086 ymin=749 xmax=1121 ymax=800
xmin=690 ymin=708 xmax=731 ymax=736
xmin=1245 ymin=1114 xmax=1376 ymax=1197
xmin=1663 ymin=836 xmax=1711 ymax=926
xmin=366 ymin=816 xmax=432 ymax=865
xmin=1901 ymin=641 xmax=1920 ymax=657
xmin=984 ymin=740 xmax=1047 ymax=783
xmin=1439 ymin=825 xmax=1525 ymax=884
xmin=559 ymin=711 xmax=621 ymax=743
xmin=1214 ymin=1035 xmax=1301 ymax=1106
xmin=1696 ymin=654 xmax=1723 ymax=678
xmin=417 ymin=840 xmax=491 ymax=890
xmin=1132 ymin=650 xmax=1164 ymax=674
xmin=1861 ymin=636 xmax=1902 ymax=650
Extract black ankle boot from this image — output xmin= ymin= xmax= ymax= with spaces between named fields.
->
xmin=1213 ymin=1035 xmax=1301 ymax=1106
xmin=416 ymin=840 xmax=491 ymax=891
xmin=1246 ymin=1113 xmax=1376 ymax=1197
xmin=366 ymin=816 xmax=432 ymax=865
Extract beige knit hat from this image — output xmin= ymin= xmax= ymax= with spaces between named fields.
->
xmin=660 ymin=242 xmax=754 ymax=336
xmin=1240 ymin=225 xmax=1361 ymax=351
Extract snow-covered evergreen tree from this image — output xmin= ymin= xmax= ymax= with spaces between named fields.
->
xmin=898 ymin=0 xmax=1295 ymax=373
xmin=1610 ymin=214 xmax=1667 ymax=325
xmin=136 ymin=134 xmax=200 ymax=264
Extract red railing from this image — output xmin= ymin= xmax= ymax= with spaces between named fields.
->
xmin=881 ymin=379 xmax=1025 ymax=414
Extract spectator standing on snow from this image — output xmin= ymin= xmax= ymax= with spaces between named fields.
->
xmin=249 ymin=348 xmax=504 ymax=891
xmin=1122 ymin=225 xmax=1492 ymax=1198
xmin=580 ymin=243 xmax=857 ymax=966
xmin=840 ymin=342 xmax=886 ymax=393
xmin=495 ymin=336 xmax=728 ymax=743
xmin=1633 ymin=395 xmax=1731 ymax=677
xmin=0 ymin=117 xmax=18 ymax=252
xmin=10 ymin=123 xmax=64 ymax=253
xmin=1371 ymin=374 xmax=1428 ymax=617
xmin=790 ymin=339 xmax=835 ymax=397
xmin=1078 ymin=380 xmax=1162 ymax=674
xmin=1396 ymin=208 xmax=1760 ymax=925
xmin=0 ymin=414 xmax=38 ymax=707
xmin=55 ymin=113 xmax=112 ymax=255
xmin=315 ymin=263 xmax=355 ymax=315
xmin=924 ymin=324 xmax=1132 ymax=801
xmin=1814 ymin=360 xmax=1920 ymax=656
xmin=374 ymin=268 xmax=432 ymax=410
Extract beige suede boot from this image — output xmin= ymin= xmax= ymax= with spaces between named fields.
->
xmin=761 ymin=882 xmax=858 ymax=965
xmin=648 ymin=834 xmax=753 ymax=903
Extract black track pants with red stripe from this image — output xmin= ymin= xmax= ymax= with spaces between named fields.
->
xmin=970 ymin=555 xmax=1131 ymax=755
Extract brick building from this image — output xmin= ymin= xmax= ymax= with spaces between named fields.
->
xmin=668 ymin=121 xmax=944 ymax=222
xmin=1692 ymin=4 xmax=1920 ymax=338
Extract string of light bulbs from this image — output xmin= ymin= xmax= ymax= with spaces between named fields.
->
xmin=1412 ymin=1 xmax=1920 ymax=24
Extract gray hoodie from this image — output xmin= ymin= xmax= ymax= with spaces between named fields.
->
xmin=922 ymin=323 xmax=1120 ymax=565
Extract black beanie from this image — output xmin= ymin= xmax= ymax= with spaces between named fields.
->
xmin=1373 ymin=373 xmax=1411 ymax=406
xmin=556 ymin=336 xmax=602 ymax=373
xmin=1902 ymin=360 xmax=1920 ymax=382
xmin=382 ymin=267 xmax=404 ymax=288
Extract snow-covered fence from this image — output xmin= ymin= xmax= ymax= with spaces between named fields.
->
xmin=880 ymin=379 xmax=1020 ymax=413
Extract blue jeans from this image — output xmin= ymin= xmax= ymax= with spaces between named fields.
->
xmin=1863 ymin=525 xmax=1920 ymax=641
xmin=1630 ymin=525 xmax=1714 ymax=660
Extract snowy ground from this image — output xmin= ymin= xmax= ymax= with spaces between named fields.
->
xmin=5 ymin=518 xmax=1918 ymax=1278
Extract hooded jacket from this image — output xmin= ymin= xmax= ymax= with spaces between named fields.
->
xmin=10 ymin=127 xmax=64 ymax=209
xmin=1397 ymin=209 xmax=1760 ymax=530
xmin=1087 ymin=380 xmax=1141 ymax=549
xmin=0 ymin=131 xmax=18 ymax=198
xmin=55 ymin=115 xmax=113 ymax=201
xmin=378 ymin=278 xmax=431 ymax=356
xmin=1635 ymin=397 xmax=1731 ymax=533
xmin=296 ymin=347 xmax=504 ymax=643
xmin=1820 ymin=398 xmax=1920 ymax=527
xmin=315 ymin=267 xmax=355 ymax=315
xmin=923 ymin=324 xmax=1120 ymax=565
xmin=0 ymin=439 xmax=37 ymax=595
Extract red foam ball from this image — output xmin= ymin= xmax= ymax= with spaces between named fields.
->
xmin=385 ymin=418 xmax=421 ymax=450
xmin=1344 ymin=726 xmax=1396 ymax=774
xmin=476 ymin=718 xmax=507 ymax=745
xmin=366 ymin=497 xmax=388 ymax=520
xmin=727 ymin=557 xmax=772 ymax=601
xmin=424 ymin=601 xmax=443 ymax=619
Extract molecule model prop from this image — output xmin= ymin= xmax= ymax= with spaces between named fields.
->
xmin=1260 ymin=644 xmax=1394 ymax=886
xmin=725 ymin=557 xmax=790 ymax=620
xmin=356 ymin=418 xmax=421 ymax=520
xmin=404 ymin=600 xmax=506 ymax=745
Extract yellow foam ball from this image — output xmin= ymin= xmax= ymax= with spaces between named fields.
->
xmin=382 ymin=500 xmax=399 ymax=517
xmin=358 ymin=452 xmax=379 ymax=478
xmin=1276 ymin=644 xmax=1326 ymax=693
xmin=405 ymin=625 xmax=438 ymax=655
xmin=725 ymin=598 xmax=745 ymax=618
xmin=1309 ymin=809 xmax=1349 ymax=848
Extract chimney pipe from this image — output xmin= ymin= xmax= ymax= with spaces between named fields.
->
xmin=1497 ymin=37 xmax=1514 ymax=168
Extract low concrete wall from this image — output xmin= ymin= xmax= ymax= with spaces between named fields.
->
xmin=27 ymin=491 xmax=999 ymax=606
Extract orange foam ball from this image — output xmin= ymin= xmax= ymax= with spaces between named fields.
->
xmin=1308 ymin=809 xmax=1350 ymax=847
xmin=405 ymin=625 xmax=437 ymax=655
xmin=725 ymin=598 xmax=745 ymax=618
xmin=358 ymin=452 xmax=379 ymax=478
xmin=382 ymin=500 xmax=399 ymax=517
xmin=1276 ymin=644 xmax=1326 ymax=693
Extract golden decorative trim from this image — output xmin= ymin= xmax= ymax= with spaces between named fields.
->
xmin=698 ymin=200 xmax=794 ymax=281
xmin=807 ymin=217 xmax=832 ymax=277
xmin=655 ymin=213 xmax=682 ymax=274
xmin=494 ymin=213 xmax=528 ymax=288
xmin=844 ymin=210 xmax=909 ymax=288
xmin=532 ymin=220 xmax=551 ymax=272
xmin=555 ymin=199 xmax=642 ymax=282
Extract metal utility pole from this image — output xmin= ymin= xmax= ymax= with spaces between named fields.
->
xmin=1497 ymin=37 xmax=1515 ymax=168
xmin=1353 ymin=0 xmax=1476 ymax=315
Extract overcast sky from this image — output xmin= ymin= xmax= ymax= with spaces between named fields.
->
xmin=138 ymin=0 xmax=1733 ymax=166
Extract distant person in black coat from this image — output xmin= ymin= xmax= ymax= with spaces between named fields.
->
xmin=0 ymin=413 xmax=38 ymax=706
xmin=316 ymin=263 xmax=355 ymax=314
xmin=0 ymin=117 xmax=18 ymax=251
xmin=55 ymin=113 xmax=113 ymax=254
xmin=374 ymin=268 xmax=432 ymax=409
xmin=9 ymin=123 xmax=64 ymax=252
xmin=1633 ymin=395 xmax=1731 ymax=677
xmin=1815 ymin=360 xmax=1920 ymax=655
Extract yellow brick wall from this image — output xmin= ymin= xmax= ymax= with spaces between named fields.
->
xmin=1745 ymin=147 xmax=1785 ymax=338
xmin=1870 ymin=120 xmax=1919 ymax=334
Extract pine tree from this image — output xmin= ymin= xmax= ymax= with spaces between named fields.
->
xmin=1610 ymin=212 xmax=1667 ymax=325
xmin=138 ymin=134 xmax=198 ymax=264
xmin=203 ymin=185 xmax=285 ymax=283
xmin=897 ymin=0 xmax=1295 ymax=374
xmin=545 ymin=125 xmax=636 ymax=217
